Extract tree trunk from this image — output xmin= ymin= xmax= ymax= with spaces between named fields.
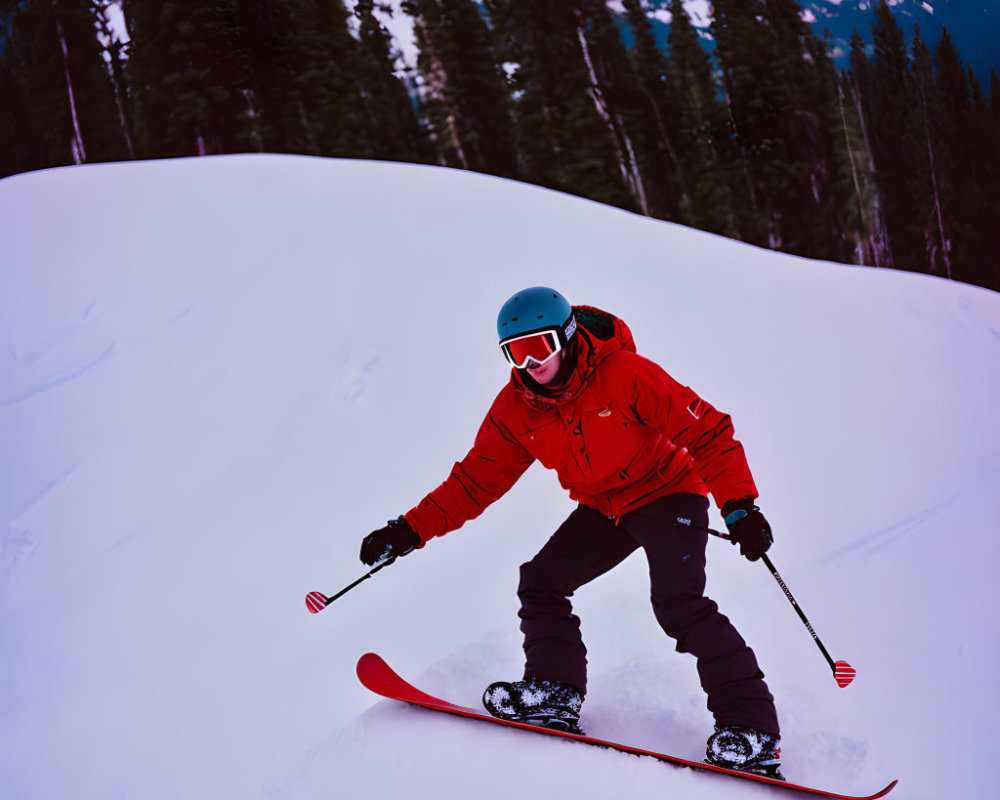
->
xmin=850 ymin=77 xmax=894 ymax=268
xmin=917 ymin=83 xmax=952 ymax=279
xmin=837 ymin=82 xmax=873 ymax=265
xmin=55 ymin=12 xmax=86 ymax=164
xmin=243 ymin=89 xmax=265 ymax=153
xmin=575 ymin=23 xmax=649 ymax=215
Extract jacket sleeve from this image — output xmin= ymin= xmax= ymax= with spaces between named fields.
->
xmin=404 ymin=399 xmax=535 ymax=542
xmin=626 ymin=356 xmax=758 ymax=508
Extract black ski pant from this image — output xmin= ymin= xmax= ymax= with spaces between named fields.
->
xmin=517 ymin=492 xmax=779 ymax=735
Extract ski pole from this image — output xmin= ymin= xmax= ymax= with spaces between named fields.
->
xmin=698 ymin=524 xmax=856 ymax=688
xmin=305 ymin=555 xmax=394 ymax=614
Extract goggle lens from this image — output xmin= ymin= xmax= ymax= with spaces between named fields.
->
xmin=501 ymin=330 xmax=561 ymax=369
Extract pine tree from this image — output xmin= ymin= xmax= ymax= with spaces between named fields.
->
xmin=991 ymin=71 xmax=1000 ymax=122
xmin=232 ymin=0 xmax=420 ymax=161
xmin=277 ymin=0 xmax=370 ymax=158
xmin=843 ymin=30 xmax=894 ymax=268
xmin=123 ymin=0 xmax=254 ymax=158
xmin=834 ymin=67 xmax=875 ymax=265
xmin=620 ymin=0 xmax=690 ymax=222
xmin=808 ymin=30 xmax=863 ymax=265
xmin=483 ymin=0 xmax=634 ymax=210
xmin=94 ymin=1 xmax=135 ymax=159
xmin=711 ymin=0 xmax=792 ymax=249
xmin=232 ymin=0 xmax=297 ymax=153
xmin=1 ymin=0 xmax=128 ymax=176
xmin=771 ymin=0 xmax=849 ymax=259
xmin=573 ymin=0 xmax=656 ymax=214
xmin=1 ymin=0 xmax=29 ymax=177
xmin=403 ymin=0 xmax=518 ymax=178
xmin=484 ymin=0 xmax=564 ymax=188
xmin=910 ymin=22 xmax=951 ymax=278
xmin=931 ymin=27 xmax=997 ymax=288
xmin=862 ymin=0 xmax=926 ymax=271
xmin=664 ymin=0 xmax=740 ymax=236
xmin=966 ymin=66 xmax=984 ymax=111
xmin=353 ymin=1 xmax=427 ymax=163
xmin=124 ymin=0 xmax=383 ymax=160
xmin=973 ymin=71 xmax=1000 ymax=288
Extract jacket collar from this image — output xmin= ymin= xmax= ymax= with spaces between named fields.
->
xmin=510 ymin=306 xmax=635 ymax=410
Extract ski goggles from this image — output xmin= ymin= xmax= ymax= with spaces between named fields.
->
xmin=499 ymin=329 xmax=563 ymax=369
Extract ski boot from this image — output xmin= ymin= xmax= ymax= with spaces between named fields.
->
xmin=705 ymin=725 xmax=785 ymax=780
xmin=482 ymin=677 xmax=584 ymax=734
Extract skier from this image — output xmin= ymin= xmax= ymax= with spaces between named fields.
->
xmin=359 ymin=287 xmax=782 ymax=778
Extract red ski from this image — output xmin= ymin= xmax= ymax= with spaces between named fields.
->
xmin=357 ymin=653 xmax=897 ymax=800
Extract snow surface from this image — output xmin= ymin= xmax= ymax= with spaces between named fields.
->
xmin=1 ymin=154 xmax=999 ymax=800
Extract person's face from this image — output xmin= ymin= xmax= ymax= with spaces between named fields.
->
xmin=526 ymin=350 xmax=564 ymax=385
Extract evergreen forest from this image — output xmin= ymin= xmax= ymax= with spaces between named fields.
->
xmin=1 ymin=0 xmax=998 ymax=292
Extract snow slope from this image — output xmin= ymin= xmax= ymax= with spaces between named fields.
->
xmin=1 ymin=155 xmax=998 ymax=800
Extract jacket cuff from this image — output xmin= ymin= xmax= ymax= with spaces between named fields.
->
xmin=402 ymin=511 xmax=430 ymax=546
xmin=721 ymin=495 xmax=757 ymax=521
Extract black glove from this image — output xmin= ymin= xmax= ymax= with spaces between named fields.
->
xmin=359 ymin=516 xmax=422 ymax=566
xmin=722 ymin=497 xmax=773 ymax=562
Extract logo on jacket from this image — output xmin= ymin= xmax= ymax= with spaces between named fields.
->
xmin=687 ymin=397 xmax=708 ymax=420
xmin=598 ymin=408 xmax=612 ymax=417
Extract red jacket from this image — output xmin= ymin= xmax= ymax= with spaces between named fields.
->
xmin=405 ymin=306 xmax=758 ymax=543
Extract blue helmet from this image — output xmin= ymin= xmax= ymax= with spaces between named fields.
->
xmin=496 ymin=287 xmax=577 ymax=347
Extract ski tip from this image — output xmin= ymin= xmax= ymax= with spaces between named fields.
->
xmin=357 ymin=652 xmax=380 ymax=666
xmin=305 ymin=591 xmax=328 ymax=614
xmin=866 ymin=778 xmax=899 ymax=798
xmin=357 ymin=653 xmax=391 ymax=685
xmin=834 ymin=660 xmax=857 ymax=688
